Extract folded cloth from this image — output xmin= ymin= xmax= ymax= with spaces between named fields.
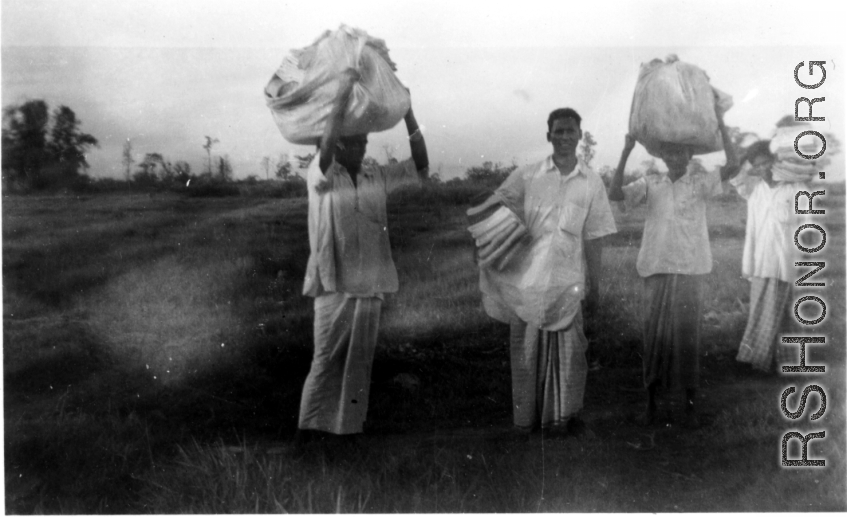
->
xmin=478 ymin=219 xmax=520 ymax=259
xmin=479 ymin=224 xmax=529 ymax=268
xmin=768 ymin=124 xmax=826 ymax=182
xmin=467 ymin=195 xmax=528 ymax=272
xmin=469 ymin=206 xmax=515 ymax=243
xmin=487 ymin=230 xmax=532 ymax=271
xmin=467 ymin=191 xmax=502 ymax=225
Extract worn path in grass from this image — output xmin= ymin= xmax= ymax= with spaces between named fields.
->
xmin=4 ymin=187 xmax=845 ymax=512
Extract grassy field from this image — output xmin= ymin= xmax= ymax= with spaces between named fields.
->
xmin=3 ymin=181 xmax=846 ymax=513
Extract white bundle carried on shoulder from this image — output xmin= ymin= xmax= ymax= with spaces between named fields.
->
xmin=264 ymin=25 xmax=411 ymax=145
xmin=629 ymin=54 xmax=733 ymax=157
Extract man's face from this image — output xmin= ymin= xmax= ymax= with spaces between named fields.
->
xmin=659 ymin=144 xmax=692 ymax=174
xmin=336 ymin=135 xmax=368 ymax=170
xmin=547 ymin=118 xmax=582 ymax=157
xmin=746 ymin=153 xmax=774 ymax=180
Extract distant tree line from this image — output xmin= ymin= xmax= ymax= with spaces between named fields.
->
xmin=7 ymin=103 xmax=804 ymax=201
xmin=2 ymin=99 xmax=98 ymax=189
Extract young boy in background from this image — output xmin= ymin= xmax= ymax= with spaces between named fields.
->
xmin=730 ymin=122 xmax=819 ymax=373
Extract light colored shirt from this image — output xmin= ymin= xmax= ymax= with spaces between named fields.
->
xmin=481 ymin=156 xmax=617 ymax=331
xmin=730 ymin=168 xmax=807 ymax=282
xmin=620 ymin=167 xmax=722 ymax=277
xmin=303 ymin=154 xmax=421 ymax=297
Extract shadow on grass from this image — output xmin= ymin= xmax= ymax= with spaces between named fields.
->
xmin=3 ymin=322 xmax=114 ymax=398
xmin=4 ymin=318 xmax=162 ymax=513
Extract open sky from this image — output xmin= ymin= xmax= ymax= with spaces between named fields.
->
xmin=2 ymin=0 xmax=845 ymax=180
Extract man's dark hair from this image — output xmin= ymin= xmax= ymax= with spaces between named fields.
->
xmin=547 ymin=108 xmax=582 ymax=132
xmin=743 ymin=140 xmax=773 ymax=164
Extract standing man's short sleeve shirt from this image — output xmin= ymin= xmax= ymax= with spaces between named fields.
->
xmin=482 ymin=156 xmax=617 ymax=330
xmin=303 ymin=154 xmax=421 ymax=297
xmin=620 ymin=168 xmax=721 ymax=277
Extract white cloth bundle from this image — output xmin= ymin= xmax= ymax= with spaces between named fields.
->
xmin=265 ymin=25 xmax=411 ymax=145
xmin=629 ymin=55 xmax=733 ymax=157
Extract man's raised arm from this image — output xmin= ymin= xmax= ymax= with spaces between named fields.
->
xmin=716 ymin=109 xmax=741 ymax=182
xmin=404 ymin=105 xmax=429 ymax=179
xmin=318 ymin=69 xmax=360 ymax=174
xmin=609 ymin=134 xmax=636 ymax=201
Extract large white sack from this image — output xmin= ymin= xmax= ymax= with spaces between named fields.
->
xmin=265 ymin=25 xmax=411 ymax=145
xmin=629 ymin=55 xmax=733 ymax=157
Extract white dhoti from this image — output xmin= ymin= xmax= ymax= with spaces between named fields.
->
xmin=298 ymin=293 xmax=382 ymax=435
xmin=509 ymin=310 xmax=587 ymax=430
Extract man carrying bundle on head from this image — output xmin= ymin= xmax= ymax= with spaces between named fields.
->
xmin=608 ymin=55 xmax=739 ymax=428
xmin=265 ymin=26 xmax=428 ymax=444
xmin=729 ymin=119 xmax=823 ymax=373
xmin=469 ymin=108 xmax=617 ymax=437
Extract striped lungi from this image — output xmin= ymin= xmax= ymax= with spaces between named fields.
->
xmin=509 ymin=310 xmax=587 ymax=430
xmin=736 ymin=276 xmax=794 ymax=372
xmin=642 ymin=274 xmax=703 ymax=390
xmin=298 ymin=293 xmax=382 ymax=435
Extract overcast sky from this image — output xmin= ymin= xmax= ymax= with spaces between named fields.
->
xmin=2 ymin=0 xmax=845 ymax=180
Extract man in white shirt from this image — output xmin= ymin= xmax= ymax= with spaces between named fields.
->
xmin=608 ymin=104 xmax=738 ymax=428
xmin=484 ymin=108 xmax=617 ymax=436
xmin=297 ymin=69 xmax=428 ymax=443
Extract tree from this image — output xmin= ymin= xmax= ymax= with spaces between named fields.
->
xmin=295 ymin=153 xmax=316 ymax=169
xmin=465 ymin=161 xmax=518 ymax=186
xmin=46 ymin=105 xmax=98 ymax=179
xmin=2 ymin=100 xmax=97 ymax=188
xmin=217 ymin=155 xmax=233 ymax=181
xmin=172 ymin=161 xmax=192 ymax=184
xmin=429 ymin=163 xmax=444 ymax=184
xmin=122 ymin=139 xmax=134 ymax=181
xmin=132 ymin=169 xmax=159 ymax=187
xmin=275 ymin=153 xmax=292 ymax=180
xmin=137 ymin=153 xmax=162 ymax=177
xmin=157 ymin=156 xmax=176 ymax=183
xmin=579 ymin=131 xmax=597 ymax=167
xmin=362 ymin=156 xmax=380 ymax=169
xmin=382 ymin=144 xmax=398 ymax=164
xmin=203 ymin=136 xmax=219 ymax=175
xmin=261 ymin=156 xmax=271 ymax=180
xmin=2 ymin=100 xmax=50 ymax=183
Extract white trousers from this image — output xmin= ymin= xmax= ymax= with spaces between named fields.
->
xmin=298 ymin=293 xmax=382 ymax=435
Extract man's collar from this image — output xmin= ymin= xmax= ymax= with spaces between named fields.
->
xmin=330 ymin=158 xmax=372 ymax=178
xmin=648 ymin=167 xmax=695 ymax=183
xmin=543 ymin=155 xmax=586 ymax=177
